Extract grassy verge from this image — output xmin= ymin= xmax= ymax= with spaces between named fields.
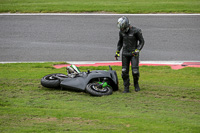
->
xmin=0 ymin=63 xmax=200 ymax=132
xmin=0 ymin=0 xmax=200 ymax=13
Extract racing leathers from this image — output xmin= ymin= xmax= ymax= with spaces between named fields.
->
xmin=116 ymin=26 xmax=145 ymax=92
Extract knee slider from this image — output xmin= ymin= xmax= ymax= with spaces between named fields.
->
xmin=132 ymin=67 xmax=139 ymax=77
xmin=122 ymin=68 xmax=129 ymax=79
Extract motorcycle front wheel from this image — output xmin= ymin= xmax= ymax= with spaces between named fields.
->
xmin=86 ymin=82 xmax=113 ymax=96
xmin=41 ymin=73 xmax=67 ymax=88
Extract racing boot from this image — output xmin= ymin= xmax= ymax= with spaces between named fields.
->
xmin=122 ymin=71 xmax=130 ymax=93
xmin=134 ymin=77 xmax=140 ymax=92
xmin=122 ymin=77 xmax=130 ymax=93
xmin=123 ymin=86 xmax=130 ymax=93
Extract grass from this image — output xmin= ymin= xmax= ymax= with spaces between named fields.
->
xmin=0 ymin=62 xmax=200 ymax=132
xmin=0 ymin=0 xmax=200 ymax=13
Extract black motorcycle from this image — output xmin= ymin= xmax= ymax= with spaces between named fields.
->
xmin=41 ymin=65 xmax=118 ymax=96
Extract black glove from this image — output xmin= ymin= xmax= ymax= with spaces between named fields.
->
xmin=132 ymin=49 xmax=140 ymax=56
xmin=115 ymin=51 xmax=120 ymax=60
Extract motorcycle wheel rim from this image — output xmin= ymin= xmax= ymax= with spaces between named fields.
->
xmin=91 ymin=84 xmax=109 ymax=93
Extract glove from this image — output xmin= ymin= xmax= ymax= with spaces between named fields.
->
xmin=115 ymin=51 xmax=120 ymax=60
xmin=132 ymin=49 xmax=140 ymax=56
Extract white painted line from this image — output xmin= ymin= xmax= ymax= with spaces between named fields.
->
xmin=140 ymin=61 xmax=184 ymax=65
xmin=1 ymin=61 xmax=200 ymax=64
xmin=0 ymin=61 xmax=61 ymax=64
xmin=0 ymin=13 xmax=200 ymax=16
xmin=66 ymin=61 xmax=121 ymax=65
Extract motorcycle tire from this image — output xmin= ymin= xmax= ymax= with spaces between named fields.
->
xmin=41 ymin=73 xmax=66 ymax=88
xmin=86 ymin=83 xmax=113 ymax=96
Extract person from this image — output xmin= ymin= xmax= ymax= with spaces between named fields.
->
xmin=115 ymin=16 xmax=145 ymax=93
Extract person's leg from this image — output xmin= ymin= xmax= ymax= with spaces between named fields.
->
xmin=122 ymin=56 xmax=131 ymax=93
xmin=131 ymin=55 xmax=140 ymax=92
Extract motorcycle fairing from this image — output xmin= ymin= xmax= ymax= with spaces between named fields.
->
xmin=60 ymin=70 xmax=118 ymax=91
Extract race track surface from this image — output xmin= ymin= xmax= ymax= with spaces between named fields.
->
xmin=0 ymin=14 xmax=200 ymax=62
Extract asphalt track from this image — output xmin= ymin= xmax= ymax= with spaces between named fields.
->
xmin=0 ymin=14 xmax=200 ymax=62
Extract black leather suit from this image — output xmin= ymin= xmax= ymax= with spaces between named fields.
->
xmin=117 ymin=26 xmax=145 ymax=89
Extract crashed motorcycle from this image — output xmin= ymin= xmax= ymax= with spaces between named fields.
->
xmin=41 ymin=65 xmax=118 ymax=96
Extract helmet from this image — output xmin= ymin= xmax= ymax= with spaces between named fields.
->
xmin=117 ymin=16 xmax=130 ymax=32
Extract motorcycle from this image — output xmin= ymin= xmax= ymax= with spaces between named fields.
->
xmin=41 ymin=65 xmax=119 ymax=96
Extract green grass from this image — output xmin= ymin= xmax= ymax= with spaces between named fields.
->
xmin=0 ymin=62 xmax=200 ymax=132
xmin=0 ymin=0 xmax=200 ymax=13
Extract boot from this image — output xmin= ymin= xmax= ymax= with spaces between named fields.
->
xmin=134 ymin=77 xmax=140 ymax=92
xmin=123 ymin=86 xmax=130 ymax=93
xmin=122 ymin=73 xmax=130 ymax=93
xmin=134 ymin=83 xmax=140 ymax=92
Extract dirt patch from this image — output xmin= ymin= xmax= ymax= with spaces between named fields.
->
xmin=25 ymin=117 xmax=99 ymax=125
xmin=61 ymin=117 xmax=99 ymax=125
xmin=31 ymin=117 xmax=57 ymax=123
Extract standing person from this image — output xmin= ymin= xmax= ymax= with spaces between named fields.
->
xmin=115 ymin=16 xmax=145 ymax=93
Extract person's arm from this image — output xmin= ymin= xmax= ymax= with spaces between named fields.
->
xmin=115 ymin=32 xmax=123 ymax=60
xmin=136 ymin=29 xmax=145 ymax=51
xmin=116 ymin=32 xmax=123 ymax=52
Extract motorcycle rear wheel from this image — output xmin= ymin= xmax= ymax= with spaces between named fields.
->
xmin=41 ymin=73 xmax=67 ymax=88
xmin=86 ymin=82 xmax=113 ymax=96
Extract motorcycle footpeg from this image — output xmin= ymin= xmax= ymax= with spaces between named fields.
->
xmin=87 ymin=70 xmax=90 ymax=74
